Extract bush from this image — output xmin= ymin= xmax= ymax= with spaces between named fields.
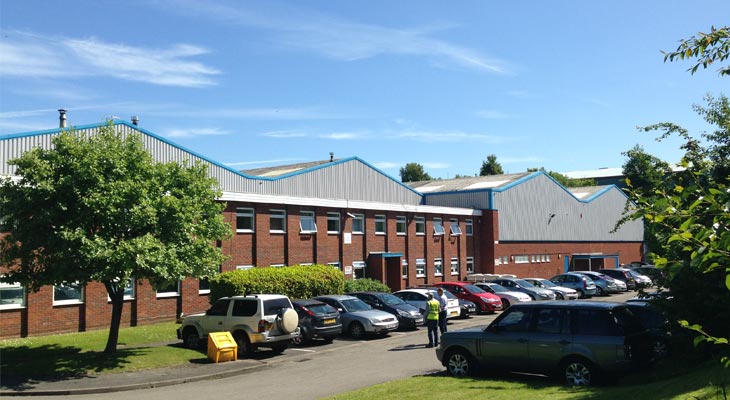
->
xmin=344 ymin=278 xmax=391 ymax=293
xmin=209 ymin=264 xmax=345 ymax=302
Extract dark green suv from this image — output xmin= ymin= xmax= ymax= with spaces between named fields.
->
xmin=435 ymin=301 xmax=650 ymax=386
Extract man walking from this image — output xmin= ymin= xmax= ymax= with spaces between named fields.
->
xmin=425 ymin=292 xmax=440 ymax=348
xmin=437 ymin=287 xmax=448 ymax=335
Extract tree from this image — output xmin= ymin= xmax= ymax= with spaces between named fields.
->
xmin=622 ymin=145 xmax=673 ymax=199
xmin=479 ymin=154 xmax=503 ymax=176
xmin=527 ymin=167 xmax=596 ymax=188
xmin=399 ymin=162 xmax=432 ymax=182
xmin=0 ymin=124 xmax=232 ymax=354
xmin=663 ymin=26 xmax=730 ymax=76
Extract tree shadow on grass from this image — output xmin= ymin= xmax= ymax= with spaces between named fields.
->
xmin=0 ymin=344 xmax=144 ymax=390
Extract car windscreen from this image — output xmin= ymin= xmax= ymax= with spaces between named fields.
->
xmin=463 ymin=284 xmax=486 ymax=293
xmin=538 ymin=279 xmax=557 ymax=288
xmin=487 ymin=283 xmax=509 ymax=293
xmin=340 ymin=298 xmax=372 ymax=312
xmin=307 ymin=303 xmax=338 ymax=314
xmin=514 ymin=279 xmax=537 ymax=288
xmin=378 ymin=293 xmax=407 ymax=306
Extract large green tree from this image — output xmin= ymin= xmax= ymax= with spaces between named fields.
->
xmin=479 ymin=154 xmax=503 ymax=176
xmin=399 ymin=162 xmax=432 ymax=182
xmin=0 ymin=124 xmax=232 ymax=354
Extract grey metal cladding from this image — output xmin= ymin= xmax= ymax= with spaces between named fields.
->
xmin=493 ymin=174 xmax=643 ymax=242
xmin=422 ymin=191 xmax=491 ymax=210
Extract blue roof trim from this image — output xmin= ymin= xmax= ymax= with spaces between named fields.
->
xmin=1 ymin=121 xmax=423 ymax=197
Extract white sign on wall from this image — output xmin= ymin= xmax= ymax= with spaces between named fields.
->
xmin=344 ymin=232 xmax=352 ymax=244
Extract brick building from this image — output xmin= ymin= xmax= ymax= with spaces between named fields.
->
xmin=0 ymin=118 xmax=643 ymax=338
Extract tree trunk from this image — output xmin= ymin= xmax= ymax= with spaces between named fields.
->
xmin=104 ymin=281 xmax=125 ymax=355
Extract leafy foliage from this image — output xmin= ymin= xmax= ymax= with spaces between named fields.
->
xmin=663 ymin=26 xmax=730 ymax=76
xmin=479 ymin=154 xmax=503 ymax=176
xmin=0 ymin=124 xmax=231 ymax=353
xmin=399 ymin=162 xmax=432 ymax=182
xmin=344 ymin=278 xmax=391 ymax=293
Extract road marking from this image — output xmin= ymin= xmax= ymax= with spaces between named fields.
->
xmin=289 ymin=348 xmax=316 ymax=353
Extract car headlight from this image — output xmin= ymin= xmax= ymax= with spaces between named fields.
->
xmin=397 ymin=309 xmax=409 ymax=317
xmin=539 ymin=293 xmax=548 ymax=298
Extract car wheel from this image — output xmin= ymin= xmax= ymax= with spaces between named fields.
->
xmin=555 ymin=292 xmax=564 ymax=300
xmin=292 ymin=328 xmax=307 ymax=346
xmin=651 ymin=339 xmax=669 ymax=359
xmin=577 ymin=290 xmax=585 ymax=299
xmin=234 ymin=331 xmax=254 ymax=357
xmin=270 ymin=343 xmax=288 ymax=354
xmin=501 ymin=298 xmax=510 ymax=309
xmin=182 ymin=328 xmax=201 ymax=349
xmin=596 ymin=287 xmax=605 ymax=296
xmin=446 ymin=349 xmax=475 ymax=377
xmin=562 ymin=358 xmax=595 ymax=386
xmin=349 ymin=322 xmax=366 ymax=339
xmin=277 ymin=308 xmax=299 ymax=333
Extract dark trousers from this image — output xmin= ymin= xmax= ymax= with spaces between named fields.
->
xmin=426 ymin=319 xmax=439 ymax=345
xmin=438 ymin=310 xmax=448 ymax=334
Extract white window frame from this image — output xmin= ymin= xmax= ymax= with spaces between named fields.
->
xmin=328 ymin=261 xmax=341 ymax=270
xmin=433 ymin=218 xmax=444 ymax=236
xmin=502 ymin=256 xmax=509 ymax=265
xmin=300 ymin=211 xmax=317 ymax=234
xmin=300 ymin=262 xmax=313 ymax=266
xmin=236 ymin=265 xmax=254 ymax=271
xmin=401 ymin=259 xmax=408 ymax=278
xmin=53 ymin=282 xmax=85 ymax=305
xmin=156 ymin=280 xmax=180 ymax=298
xmin=434 ymin=258 xmax=443 ymax=276
xmin=465 ymin=219 xmax=473 ymax=236
xmin=351 ymin=213 xmax=365 ymax=234
xmin=546 ymin=255 xmax=551 ymax=262
xmin=236 ymin=207 xmax=255 ymax=233
xmin=450 ymin=257 xmax=459 ymax=275
xmin=396 ymin=216 xmax=407 ymax=235
xmin=0 ymin=280 xmax=26 ymax=309
xmin=270 ymin=264 xmax=285 ymax=268
xmin=353 ymin=261 xmax=366 ymax=279
xmin=108 ymin=278 xmax=136 ymax=301
xmin=466 ymin=257 xmax=474 ymax=274
xmin=415 ymin=216 xmax=425 ymax=235
xmin=515 ymin=255 xmax=529 ymax=264
xmin=449 ymin=218 xmax=462 ymax=236
xmin=269 ymin=209 xmax=286 ymax=233
xmin=375 ymin=215 xmax=386 ymax=235
xmin=327 ymin=212 xmax=341 ymax=234
xmin=416 ymin=258 xmax=426 ymax=277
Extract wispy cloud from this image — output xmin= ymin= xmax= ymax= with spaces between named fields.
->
xmin=151 ymin=107 xmax=339 ymax=120
xmin=476 ymin=110 xmax=512 ymax=119
xmin=166 ymin=127 xmax=230 ymax=138
xmin=0 ymin=31 xmax=219 ymax=87
xmin=318 ymin=132 xmax=363 ymax=140
xmin=260 ymin=130 xmax=308 ymax=138
xmin=396 ymin=131 xmax=509 ymax=144
xmin=423 ymin=162 xmax=450 ymax=169
xmin=163 ymin=0 xmax=509 ymax=74
xmin=372 ymin=161 xmax=400 ymax=170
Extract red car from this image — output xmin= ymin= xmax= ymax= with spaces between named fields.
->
xmin=433 ymin=282 xmax=503 ymax=313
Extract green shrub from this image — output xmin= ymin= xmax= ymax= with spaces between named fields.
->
xmin=209 ymin=264 xmax=345 ymax=302
xmin=344 ymin=278 xmax=390 ymax=293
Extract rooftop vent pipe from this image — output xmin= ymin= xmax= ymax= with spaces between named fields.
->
xmin=58 ymin=109 xmax=67 ymax=128
xmin=329 ymin=152 xmax=334 ymax=162
xmin=131 ymin=116 xmax=139 ymax=126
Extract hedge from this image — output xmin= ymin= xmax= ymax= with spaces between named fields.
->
xmin=209 ymin=264 xmax=345 ymax=302
xmin=344 ymin=278 xmax=391 ymax=293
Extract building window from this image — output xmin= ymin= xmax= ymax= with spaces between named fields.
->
xmin=300 ymin=211 xmax=317 ymax=233
xmin=396 ymin=216 xmax=407 ymax=235
xmin=375 ymin=215 xmax=386 ymax=235
xmin=328 ymin=262 xmax=341 ymax=271
xmin=270 ymin=264 xmax=285 ymax=268
xmin=502 ymin=256 xmax=509 ymax=265
xmin=449 ymin=218 xmax=462 ymax=235
xmin=401 ymin=259 xmax=408 ymax=277
xmin=156 ymin=280 xmax=180 ymax=298
xmin=515 ymin=255 xmax=529 ymax=264
xmin=415 ymin=216 xmax=425 ymax=235
xmin=531 ymin=255 xmax=537 ymax=263
xmin=270 ymin=209 xmax=286 ymax=233
xmin=433 ymin=218 xmax=444 ymax=236
xmin=450 ymin=258 xmax=459 ymax=275
xmin=327 ymin=212 xmax=340 ymax=234
xmin=53 ymin=282 xmax=84 ymax=305
xmin=466 ymin=257 xmax=474 ymax=274
xmin=236 ymin=207 xmax=254 ymax=232
xmin=434 ymin=258 xmax=443 ymax=276
xmin=199 ymin=278 xmax=210 ymax=294
xmin=351 ymin=213 xmax=364 ymax=234
xmin=353 ymin=261 xmax=366 ymax=279
xmin=299 ymin=262 xmax=313 ymax=266
xmin=546 ymin=255 xmax=551 ymax=262
xmin=465 ymin=219 xmax=473 ymax=236
xmin=108 ymin=278 xmax=136 ymax=301
xmin=236 ymin=265 xmax=254 ymax=271
xmin=0 ymin=280 xmax=25 ymax=309
xmin=416 ymin=258 xmax=426 ymax=277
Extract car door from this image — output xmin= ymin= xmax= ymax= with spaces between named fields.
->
xmin=198 ymin=299 xmax=232 ymax=334
xmin=479 ymin=307 xmax=531 ymax=369
xmin=528 ymin=307 xmax=572 ymax=372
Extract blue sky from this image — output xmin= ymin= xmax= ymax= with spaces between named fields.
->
xmin=1 ymin=1 xmax=728 ymax=179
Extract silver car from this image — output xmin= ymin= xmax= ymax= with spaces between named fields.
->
xmin=491 ymin=278 xmax=556 ymax=301
xmin=574 ymin=271 xmax=619 ymax=296
xmin=473 ymin=282 xmax=532 ymax=308
xmin=523 ymin=278 xmax=579 ymax=300
xmin=314 ymin=295 xmax=399 ymax=339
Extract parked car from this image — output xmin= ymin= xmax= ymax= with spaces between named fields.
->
xmin=573 ymin=271 xmax=619 ymax=296
xmin=473 ymin=282 xmax=532 ymax=308
xmin=347 ymin=291 xmax=424 ymax=330
xmin=490 ymin=277 xmax=557 ymax=301
xmin=435 ymin=301 xmax=651 ymax=386
xmin=627 ymin=269 xmax=653 ymax=288
xmin=598 ymin=268 xmax=637 ymax=290
xmin=625 ymin=301 xmax=672 ymax=361
xmin=291 ymin=299 xmax=342 ymax=345
xmin=457 ymin=298 xmax=478 ymax=319
xmin=523 ymin=278 xmax=579 ymax=300
xmin=314 ymin=295 xmax=398 ymax=339
xmin=549 ymin=273 xmax=597 ymax=298
xmin=628 ymin=265 xmax=664 ymax=286
xmin=433 ymin=282 xmax=503 ymax=313
xmin=392 ymin=288 xmax=461 ymax=320
xmin=177 ymin=294 xmax=300 ymax=356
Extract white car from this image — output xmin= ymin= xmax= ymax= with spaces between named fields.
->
xmin=473 ymin=282 xmax=531 ymax=308
xmin=392 ymin=288 xmax=461 ymax=319
xmin=523 ymin=278 xmax=579 ymax=300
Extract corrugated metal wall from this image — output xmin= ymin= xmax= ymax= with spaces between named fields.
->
xmin=422 ymin=190 xmax=491 ymax=210
xmin=1 ymin=124 xmax=423 ymax=204
xmin=493 ymin=174 xmax=643 ymax=241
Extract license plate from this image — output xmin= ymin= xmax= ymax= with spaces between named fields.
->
xmin=450 ymin=311 xmax=459 ymax=317
xmin=387 ymin=323 xmax=397 ymax=329
xmin=324 ymin=318 xmax=336 ymax=324
xmin=415 ymin=318 xmax=424 ymax=323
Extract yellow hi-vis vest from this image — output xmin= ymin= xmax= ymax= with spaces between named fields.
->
xmin=427 ymin=299 xmax=440 ymax=320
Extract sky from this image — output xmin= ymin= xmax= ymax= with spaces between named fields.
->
xmin=1 ymin=1 xmax=728 ymax=179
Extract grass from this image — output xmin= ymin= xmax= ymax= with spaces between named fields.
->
xmin=0 ymin=322 xmax=205 ymax=386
